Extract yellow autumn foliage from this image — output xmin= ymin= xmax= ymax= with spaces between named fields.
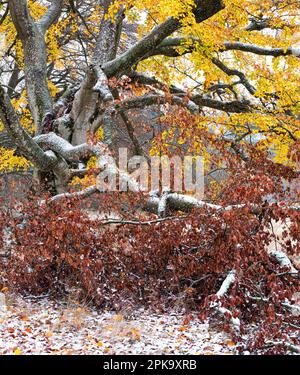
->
xmin=0 ymin=0 xmax=299 ymax=174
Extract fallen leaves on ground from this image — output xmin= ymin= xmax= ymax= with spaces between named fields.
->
xmin=0 ymin=294 xmax=237 ymax=355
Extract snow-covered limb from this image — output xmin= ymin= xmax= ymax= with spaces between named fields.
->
xmin=49 ymin=186 xmax=98 ymax=203
xmin=269 ymin=250 xmax=298 ymax=274
xmin=266 ymin=219 xmax=299 ymax=275
xmin=153 ymin=192 xmax=249 ymax=214
xmin=99 ymin=216 xmax=187 ymax=226
xmin=34 ymin=132 xmax=95 ymax=162
xmin=96 ymin=154 xmax=140 ymax=193
xmin=158 ymin=188 xmax=171 ymax=217
xmin=266 ymin=341 xmax=300 ymax=354
xmin=92 ymin=67 xmax=114 ymax=102
xmin=247 ymin=295 xmax=300 ymax=318
xmin=216 ymin=270 xmax=236 ymax=297
xmin=210 ymin=270 xmax=241 ymax=332
xmin=216 ymin=306 xmax=241 ymax=332
xmin=282 ymin=301 xmax=300 ymax=316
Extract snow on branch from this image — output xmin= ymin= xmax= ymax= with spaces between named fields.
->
xmin=269 ymin=250 xmax=298 ymax=274
xmin=211 ymin=270 xmax=241 ymax=332
xmin=216 ymin=270 xmax=236 ymax=297
xmin=48 ymin=186 xmax=98 ymax=203
xmin=34 ymin=132 xmax=95 ymax=162
xmin=92 ymin=67 xmax=114 ymax=102
xmin=266 ymin=341 xmax=300 ymax=354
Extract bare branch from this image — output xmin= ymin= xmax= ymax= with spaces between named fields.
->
xmin=223 ymin=42 xmax=300 ymax=58
xmin=192 ymin=94 xmax=253 ymax=113
xmin=210 ymin=270 xmax=241 ymax=332
xmin=212 ymin=58 xmax=256 ymax=95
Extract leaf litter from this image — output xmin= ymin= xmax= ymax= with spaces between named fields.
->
xmin=0 ymin=293 xmax=237 ymax=355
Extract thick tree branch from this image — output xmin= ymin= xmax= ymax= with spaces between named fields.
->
xmin=102 ymin=1 xmax=225 ymax=78
xmin=210 ymin=270 xmax=240 ymax=332
xmin=152 ymin=37 xmax=300 ymax=59
xmin=117 ymin=92 xmax=253 ymax=114
xmin=192 ymin=94 xmax=253 ymax=113
xmin=38 ymin=0 xmax=64 ymax=32
xmin=70 ymin=1 xmax=124 ymax=144
xmin=0 ymin=85 xmax=55 ymax=171
xmin=8 ymin=0 xmax=53 ymax=132
xmin=49 ymin=186 xmax=98 ymax=203
xmin=223 ymin=42 xmax=300 ymax=58
xmin=8 ymin=0 xmax=34 ymax=39
xmin=116 ymin=93 xmax=199 ymax=114
xmin=34 ymin=132 xmax=96 ymax=162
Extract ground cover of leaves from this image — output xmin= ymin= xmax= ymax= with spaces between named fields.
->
xmin=0 ymin=293 xmax=237 ymax=355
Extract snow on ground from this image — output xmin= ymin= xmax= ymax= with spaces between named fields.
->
xmin=0 ymin=293 xmax=237 ymax=355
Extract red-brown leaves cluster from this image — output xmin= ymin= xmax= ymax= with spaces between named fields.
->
xmin=0 ymin=189 xmax=299 ymax=353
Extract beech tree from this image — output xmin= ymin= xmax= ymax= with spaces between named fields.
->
xmin=0 ymin=0 xmax=299 ymax=354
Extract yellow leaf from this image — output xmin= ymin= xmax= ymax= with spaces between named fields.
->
xmin=178 ymin=326 xmax=188 ymax=332
xmin=226 ymin=340 xmax=236 ymax=347
xmin=113 ymin=314 xmax=124 ymax=322
xmin=45 ymin=331 xmax=53 ymax=338
xmin=14 ymin=348 xmax=22 ymax=355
